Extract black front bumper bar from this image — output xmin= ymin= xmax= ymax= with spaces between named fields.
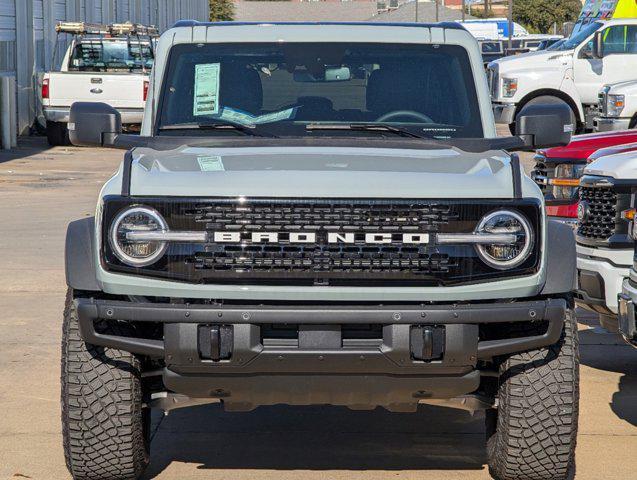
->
xmin=76 ymin=298 xmax=567 ymax=361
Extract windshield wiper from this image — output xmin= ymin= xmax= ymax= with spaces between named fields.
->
xmin=159 ymin=122 xmax=274 ymax=137
xmin=306 ymin=123 xmax=425 ymax=139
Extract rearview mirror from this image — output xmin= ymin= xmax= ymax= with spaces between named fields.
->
xmin=293 ymin=66 xmax=351 ymax=83
xmin=68 ymin=102 xmax=122 ymax=147
xmin=515 ymin=102 xmax=573 ymax=150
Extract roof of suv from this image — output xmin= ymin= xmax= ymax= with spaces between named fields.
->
xmin=171 ymin=20 xmax=468 ymax=30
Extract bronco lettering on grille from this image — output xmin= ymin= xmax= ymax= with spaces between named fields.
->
xmin=213 ymin=232 xmax=431 ymax=244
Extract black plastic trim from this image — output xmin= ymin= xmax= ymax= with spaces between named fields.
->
xmin=65 ymin=217 xmax=100 ymax=292
xmin=511 ymin=153 xmax=522 ymax=199
xmin=75 ymin=298 xmax=567 ymax=359
xmin=540 ymin=219 xmax=576 ymax=295
xmin=121 ymin=150 xmax=133 ymax=196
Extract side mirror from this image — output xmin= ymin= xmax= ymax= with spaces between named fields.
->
xmin=593 ymin=31 xmax=604 ymax=58
xmin=68 ymin=102 xmax=122 ymax=147
xmin=515 ymin=102 xmax=573 ymax=150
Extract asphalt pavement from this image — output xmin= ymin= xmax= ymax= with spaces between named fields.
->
xmin=0 ymin=137 xmax=635 ymax=480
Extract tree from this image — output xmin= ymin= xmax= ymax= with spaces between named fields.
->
xmin=209 ymin=0 xmax=234 ymax=22
xmin=513 ymin=0 xmax=582 ymax=34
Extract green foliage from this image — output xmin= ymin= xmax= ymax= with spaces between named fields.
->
xmin=209 ymin=0 xmax=234 ymax=22
xmin=512 ymin=0 xmax=582 ymax=34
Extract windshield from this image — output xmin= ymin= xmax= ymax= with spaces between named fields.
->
xmin=68 ymin=39 xmax=154 ymax=72
xmin=550 ymin=22 xmax=602 ymax=51
xmin=158 ymin=42 xmax=483 ymax=139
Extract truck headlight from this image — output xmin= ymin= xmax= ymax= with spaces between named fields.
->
xmin=502 ymin=78 xmax=518 ymax=98
xmin=607 ymin=94 xmax=625 ymax=117
xmin=109 ymin=206 xmax=168 ymax=266
xmin=550 ymin=163 xmax=586 ymax=200
xmin=475 ymin=210 xmax=533 ymax=270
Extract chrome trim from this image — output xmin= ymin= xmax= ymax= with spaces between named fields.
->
xmin=436 ymin=233 xmax=517 ymax=245
xmin=126 ymin=231 xmax=208 ymax=242
xmin=475 ymin=210 xmax=533 ymax=270
xmin=109 ymin=207 xmax=168 ymax=267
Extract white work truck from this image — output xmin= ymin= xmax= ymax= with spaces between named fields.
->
xmin=41 ymin=22 xmax=157 ymax=145
xmin=595 ymin=79 xmax=637 ymax=131
xmin=489 ymin=0 xmax=637 ymax=133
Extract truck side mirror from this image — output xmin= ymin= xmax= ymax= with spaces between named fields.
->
xmin=515 ymin=103 xmax=573 ymax=150
xmin=593 ymin=31 xmax=604 ymax=58
xmin=68 ymin=102 xmax=122 ymax=148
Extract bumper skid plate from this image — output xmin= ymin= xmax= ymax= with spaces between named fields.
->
xmin=75 ymin=298 xmax=567 ymax=411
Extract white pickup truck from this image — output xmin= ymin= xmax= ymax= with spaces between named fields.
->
xmin=41 ymin=22 xmax=157 ymax=145
xmin=489 ymin=1 xmax=637 ymax=133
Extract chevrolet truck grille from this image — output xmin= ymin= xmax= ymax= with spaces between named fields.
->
xmin=577 ymin=177 xmax=632 ymax=248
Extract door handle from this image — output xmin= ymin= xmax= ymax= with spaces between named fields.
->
xmin=90 ymin=88 xmax=103 ymax=94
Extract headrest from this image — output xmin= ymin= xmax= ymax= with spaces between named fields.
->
xmin=219 ymin=64 xmax=263 ymax=113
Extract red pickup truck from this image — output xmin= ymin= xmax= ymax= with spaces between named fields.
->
xmin=532 ymin=130 xmax=637 ymax=223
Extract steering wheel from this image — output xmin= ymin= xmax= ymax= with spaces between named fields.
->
xmin=375 ymin=110 xmax=434 ymax=123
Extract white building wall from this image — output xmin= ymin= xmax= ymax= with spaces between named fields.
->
xmin=0 ymin=0 xmax=209 ymax=136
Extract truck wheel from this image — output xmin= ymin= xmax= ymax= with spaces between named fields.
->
xmin=46 ymin=121 xmax=70 ymax=146
xmin=487 ymin=308 xmax=579 ymax=480
xmin=510 ymin=96 xmax=578 ymax=136
xmin=61 ymin=289 xmax=150 ymax=480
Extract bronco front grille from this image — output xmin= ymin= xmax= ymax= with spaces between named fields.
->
xmin=101 ymin=197 xmax=542 ymax=286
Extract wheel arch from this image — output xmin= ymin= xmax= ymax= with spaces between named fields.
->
xmin=65 ymin=217 xmax=100 ymax=292
xmin=540 ymin=219 xmax=577 ymax=296
xmin=516 ymin=89 xmax=583 ymax=129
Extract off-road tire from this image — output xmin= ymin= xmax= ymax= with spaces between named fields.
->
xmin=46 ymin=120 xmax=70 ymax=146
xmin=487 ymin=308 xmax=579 ymax=480
xmin=61 ymin=289 xmax=150 ymax=480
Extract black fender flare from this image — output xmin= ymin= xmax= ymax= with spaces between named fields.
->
xmin=540 ymin=219 xmax=576 ymax=296
xmin=65 ymin=217 xmax=100 ymax=292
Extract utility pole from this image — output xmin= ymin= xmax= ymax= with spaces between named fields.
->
xmin=415 ymin=0 xmax=419 ymax=22
xmin=462 ymin=0 xmax=466 ymax=22
xmin=508 ymin=0 xmax=513 ymax=50
xmin=435 ymin=0 xmax=439 ymax=22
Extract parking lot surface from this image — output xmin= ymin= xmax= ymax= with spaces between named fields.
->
xmin=0 ymin=137 xmax=635 ymax=480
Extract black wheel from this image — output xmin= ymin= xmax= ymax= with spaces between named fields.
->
xmin=46 ymin=121 xmax=70 ymax=146
xmin=510 ymin=95 xmax=579 ymax=136
xmin=61 ymin=289 xmax=150 ymax=480
xmin=487 ymin=308 xmax=579 ymax=480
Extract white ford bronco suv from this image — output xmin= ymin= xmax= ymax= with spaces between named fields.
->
xmin=63 ymin=21 xmax=579 ymax=480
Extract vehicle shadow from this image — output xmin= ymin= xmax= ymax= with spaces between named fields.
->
xmin=142 ymin=403 xmax=487 ymax=478
xmin=578 ymin=323 xmax=637 ymax=427
xmin=0 ymin=135 xmax=53 ymax=164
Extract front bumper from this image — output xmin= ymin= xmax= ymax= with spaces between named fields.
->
xmin=575 ymin=245 xmax=632 ymax=314
xmin=492 ymin=102 xmax=517 ymax=124
xmin=619 ymin=279 xmax=637 ymax=347
xmin=75 ymin=297 xmax=566 ymax=411
xmin=44 ymin=106 xmax=143 ymax=124
xmin=593 ymin=116 xmax=631 ymax=132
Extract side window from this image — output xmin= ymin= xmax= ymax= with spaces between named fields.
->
xmin=602 ymin=25 xmax=637 ymax=54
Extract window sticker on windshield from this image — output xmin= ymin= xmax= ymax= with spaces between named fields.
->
xmin=197 ymin=155 xmax=225 ymax=172
xmin=214 ymin=106 xmax=298 ymax=125
xmin=252 ymin=107 xmax=298 ymax=124
xmin=193 ymin=63 xmax=221 ymax=116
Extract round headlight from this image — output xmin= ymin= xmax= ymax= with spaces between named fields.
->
xmin=475 ymin=210 xmax=533 ymax=270
xmin=109 ymin=207 xmax=168 ymax=267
